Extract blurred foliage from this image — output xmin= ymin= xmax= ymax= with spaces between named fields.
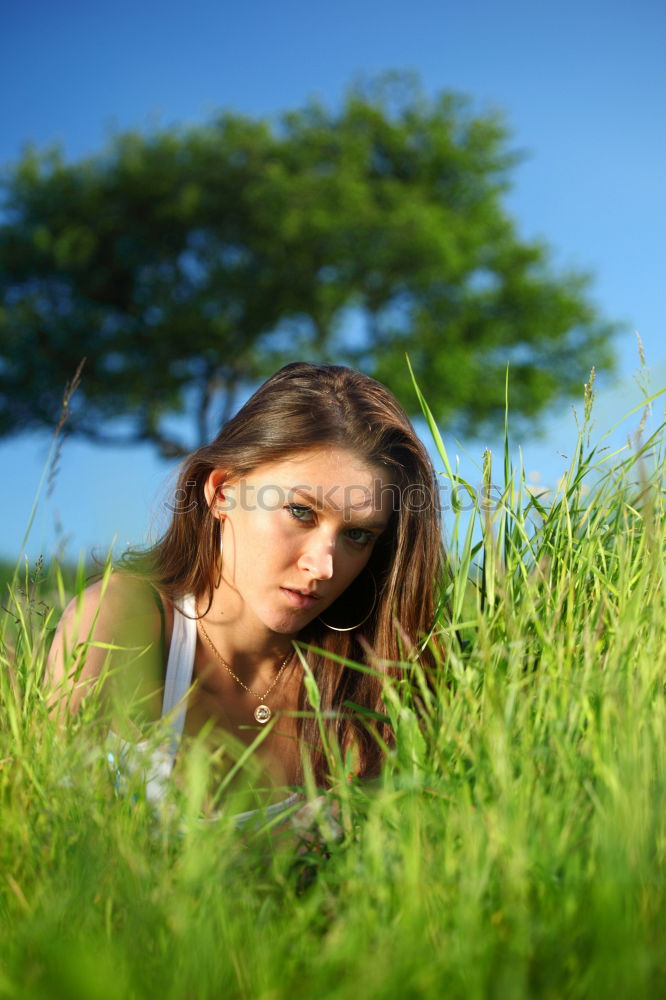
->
xmin=0 ymin=73 xmax=618 ymax=456
xmin=0 ymin=557 xmax=83 ymax=618
xmin=0 ymin=559 xmax=15 ymax=597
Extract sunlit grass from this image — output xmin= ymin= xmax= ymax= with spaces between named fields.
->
xmin=1 ymin=382 xmax=665 ymax=999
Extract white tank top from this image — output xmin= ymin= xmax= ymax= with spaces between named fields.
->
xmin=107 ymin=594 xmax=299 ymax=827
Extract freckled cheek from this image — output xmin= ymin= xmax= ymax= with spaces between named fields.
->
xmin=333 ymin=555 xmax=368 ymax=595
xmin=245 ymin=533 xmax=300 ymax=580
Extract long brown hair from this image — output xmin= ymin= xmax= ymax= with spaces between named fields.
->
xmin=123 ymin=362 xmax=445 ymax=781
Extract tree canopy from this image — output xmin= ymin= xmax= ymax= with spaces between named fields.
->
xmin=0 ymin=75 xmax=618 ymax=456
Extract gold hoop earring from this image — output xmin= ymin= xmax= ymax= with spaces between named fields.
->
xmin=318 ymin=571 xmax=378 ymax=632
xmin=215 ymin=523 xmax=223 ymax=589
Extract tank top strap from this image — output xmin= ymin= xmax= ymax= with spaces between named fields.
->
xmin=161 ymin=593 xmax=197 ymax=745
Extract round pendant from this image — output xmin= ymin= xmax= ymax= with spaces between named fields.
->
xmin=254 ymin=704 xmax=272 ymax=724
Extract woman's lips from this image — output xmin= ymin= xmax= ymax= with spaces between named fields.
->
xmin=280 ymin=587 xmax=320 ymax=610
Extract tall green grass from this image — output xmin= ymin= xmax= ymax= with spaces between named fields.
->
xmin=1 ymin=385 xmax=665 ymax=999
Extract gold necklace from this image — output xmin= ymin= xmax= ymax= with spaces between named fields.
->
xmin=197 ymin=615 xmax=292 ymax=725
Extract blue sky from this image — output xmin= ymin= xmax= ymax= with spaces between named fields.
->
xmin=1 ymin=0 xmax=664 ymax=563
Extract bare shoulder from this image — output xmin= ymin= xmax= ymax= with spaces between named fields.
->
xmin=46 ymin=571 xmax=166 ymax=716
xmin=54 ymin=572 xmax=163 ymax=647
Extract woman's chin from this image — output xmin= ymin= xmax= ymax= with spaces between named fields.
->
xmin=265 ymin=608 xmax=321 ymax=636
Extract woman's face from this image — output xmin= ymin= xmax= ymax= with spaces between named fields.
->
xmin=210 ymin=447 xmax=394 ymax=637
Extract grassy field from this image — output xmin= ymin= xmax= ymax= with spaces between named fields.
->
xmin=1 ymin=387 xmax=665 ymax=1000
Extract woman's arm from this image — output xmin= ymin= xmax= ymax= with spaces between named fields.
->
xmin=45 ymin=573 xmax=166 ymax=729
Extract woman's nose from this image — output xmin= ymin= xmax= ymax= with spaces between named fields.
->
xmin=298 ymin=535 xmax=335 ymax=580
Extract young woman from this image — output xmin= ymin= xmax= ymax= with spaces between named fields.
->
xmin=47 ymin=362 xmax=445 ymax=820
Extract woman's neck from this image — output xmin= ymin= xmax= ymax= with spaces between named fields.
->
xmin=195 ymin=591 xmax=296 ymax=683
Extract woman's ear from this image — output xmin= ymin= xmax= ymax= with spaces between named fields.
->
xmin=203 ymin=469 xmax=228 ymax=516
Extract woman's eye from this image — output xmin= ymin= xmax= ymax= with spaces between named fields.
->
xmin=287 ymin=504 xmax=314 ymax=522
xmin=346 ymin=528 xmax=372 ymax=546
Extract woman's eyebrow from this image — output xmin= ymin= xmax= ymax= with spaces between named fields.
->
xmin=288 ymin=487 xmax=322 ymax=506
xmin=354 ymin=520 xmax=389 ymax=532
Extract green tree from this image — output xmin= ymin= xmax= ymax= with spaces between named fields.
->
xmin=0 ymin=75 xmax=617 ymax=456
